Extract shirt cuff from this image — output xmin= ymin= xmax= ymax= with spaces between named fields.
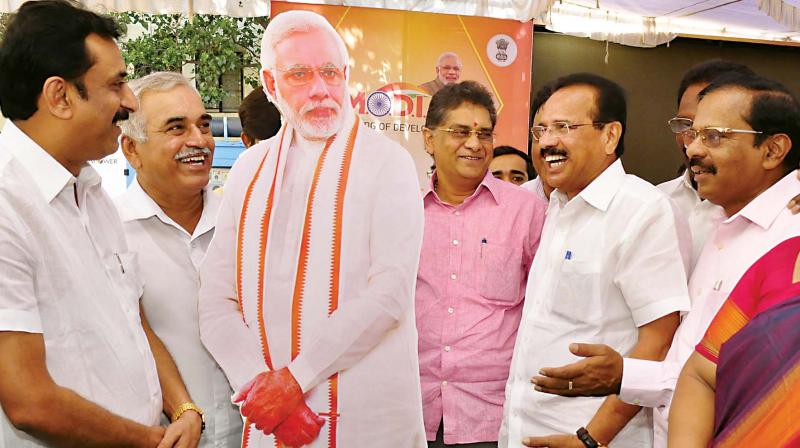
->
xmin=288 ymin=355 xmax=316 ymax=394
xmin=0 ymin=309 xmax=43 ymax=333
xmin=619 ymin=357 xmax=672 ymax=408
xmin=630 ymin=294 xmax=690 ymax=327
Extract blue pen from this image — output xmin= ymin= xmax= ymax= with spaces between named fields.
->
xmin=481 ymin=238 xmax=487 ymax=258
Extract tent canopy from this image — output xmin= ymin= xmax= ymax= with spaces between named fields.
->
xmin=2 ymin=0 xmax=799 ymax=47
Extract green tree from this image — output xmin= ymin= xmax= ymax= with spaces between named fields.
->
xmin=115 ymin=13 xmax=267 ymax=107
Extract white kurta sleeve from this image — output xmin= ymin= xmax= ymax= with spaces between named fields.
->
xmin=619 ymin=357 xmax=683 ymax=408
xmin=199 ymin=188 xmax=266 ymax=392
xmin=613 ymin=197 xmax=692 ymax=326
xmin=287 ymin=150 xmax=424 ymax=393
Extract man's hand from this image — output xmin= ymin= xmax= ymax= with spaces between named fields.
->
xmin=273 ymin=401 xmax=325 ymax=447
xmin=523 ymin=434 xmax=586 ymax=448
xmin=531 ymin=343 xmax=623 ymax=397
xmin=234 ymin=368 xmax=303 ymax=435
xmin=156 ymin=411 xmax=202 ymax=448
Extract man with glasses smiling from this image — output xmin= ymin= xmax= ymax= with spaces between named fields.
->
xmin=416 ymin=81 xmax=545 ymax=447
xmin=500 ymin=73 xmax=690 ymax=448
xmin=517 ymin=72 xmax=800 ymax=448
xmin=199 ymin=10 xmax=427 ymax=447
xmin=659 ymin=60 xmax=754 ymax=270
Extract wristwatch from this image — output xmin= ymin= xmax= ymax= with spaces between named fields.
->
xmin=172 ymin=402 xmax=206 ymax=434
xmin=576 ymin=427 xmax=602 ymax=448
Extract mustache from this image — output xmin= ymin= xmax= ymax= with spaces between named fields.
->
xmin=173 ymin=147 xmax=212 ymax=161
xmin=688 ymin=157 xmax=716 ymax=174
xmin=300 ymin=98 xmax=340 ymax=115
xmin=540 ymin=146 xmax=568 ymax=158
xmin=112 ymin=109 xmax=129 ymax=124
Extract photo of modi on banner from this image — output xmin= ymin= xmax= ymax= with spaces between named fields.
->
xmin=271 ymin=1 xmax=534 ymax=186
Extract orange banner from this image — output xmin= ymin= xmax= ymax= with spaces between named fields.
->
xmin=272 ymin=2 xmax=533 ymax=186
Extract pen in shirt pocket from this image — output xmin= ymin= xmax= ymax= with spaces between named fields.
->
xmin=481 ymin=238 xmax=487 ymax=258
xmin=114 ymin=253 xmax=125 ymax=274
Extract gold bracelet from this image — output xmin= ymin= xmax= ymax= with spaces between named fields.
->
xmin=172 ymin=402 xmax=205 ymax=433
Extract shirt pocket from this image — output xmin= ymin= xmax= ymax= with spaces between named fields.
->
xmin=550 ymin=259 xmax=603 ymax=324
xmin=103 ymin=251 xmax=143 ymax=316
xmin=479 ymin=243 xmax=523 ymax=305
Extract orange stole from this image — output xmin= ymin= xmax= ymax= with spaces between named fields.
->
xmin=238 ymin=119 xmax=360 ymax=448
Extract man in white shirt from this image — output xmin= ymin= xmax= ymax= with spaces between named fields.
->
xmin=659 ymin=60 xmax=754 ymax=268
xmin=528 ymin=72 xmax=800 ymax=448
xmin=198 ymin=10 xmax=426 ymax=448
xmin=500 ymin=73 xmax=691 ymax=448
xmin=0 ymin=2 xmax=200 ymax=447
xmin=117 ymin=71 xmax=243 ymax=447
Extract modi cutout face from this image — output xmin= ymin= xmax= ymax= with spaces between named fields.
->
xmin=264 ymin=28 xmax=347 ymax=140
xmin=437 ymin=54 xmax=462 ymax=85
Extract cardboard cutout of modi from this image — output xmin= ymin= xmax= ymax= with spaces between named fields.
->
xmin=198 ymin=10 xmax=427 ymax=448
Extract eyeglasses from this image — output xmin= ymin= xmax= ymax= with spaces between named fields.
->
xmin=682 ymin=127 xmax=763 ymax=148
xmin=667 ymin=117 xmax=693 ymax=134
xmin=530 ymin=122 xmax=606 ymax=141
xmin=276 ymin=64 xmax=345 ymax=86
xmin=431 ymin=127 xmax=495 ymax=143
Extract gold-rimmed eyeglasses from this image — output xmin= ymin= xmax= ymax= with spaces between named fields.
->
xmin=530 ymin=122 xmax=606 ymax=141
xmin=682 ymin=127 xmax=763 ymax=148
xmin=431 ymin=127 xmax=495 ymax=144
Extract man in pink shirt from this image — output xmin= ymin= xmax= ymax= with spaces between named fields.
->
xmin=416 ymin=81 xmax=546 ymax=447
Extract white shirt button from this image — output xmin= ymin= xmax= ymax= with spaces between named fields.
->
xmin=450 ymin=273 xmax=457 ymax=280
xmin=454 ymin=211 xmax=461 ymax=216
xmin=444 ymin=345 xmax=451 ymax=352
xmin=442 ymin=380 xmax=448 ymax=386
xmin=447 ymin=307 xmax=454 ymax=314
xmin=452 ymin=239 xmax=459 ymax=246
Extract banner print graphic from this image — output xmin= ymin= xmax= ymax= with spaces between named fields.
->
xmin=272 ymin=1 xmax=534 ymax=186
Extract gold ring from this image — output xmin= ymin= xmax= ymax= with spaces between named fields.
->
xmin=568 ymin=381 xmax=573 ymax=391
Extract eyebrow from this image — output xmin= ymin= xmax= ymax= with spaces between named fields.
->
xmin=492 ymin=169 xmax=527 ymax=176
xmin=200 ymin=113 xmax=213 ymax=121
xmin=162 ymin=116 xmax=187 ymax=127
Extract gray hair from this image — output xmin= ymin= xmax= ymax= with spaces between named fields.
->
xmin=437 ymin=51 xmax=462 ymax=67
xmin=119 ymin=71 xmax=197 ymax=143
xmin=259 ymin=10 xmax=349 ymax=76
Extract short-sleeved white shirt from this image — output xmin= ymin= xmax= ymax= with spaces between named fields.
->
xmin=500 ymin=160 xmax=691 ymax=448
xmin=115 ymin=180 xmax=243 ymax=447
xmin=0 ymin=121 xmax=161 ymax=447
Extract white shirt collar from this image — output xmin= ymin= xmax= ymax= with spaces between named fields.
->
xmin=554 ymin=158 xmax=625 ymax=212
xmin=0 ymin=120 xmax=99 ymax=203
xmin=117 ymin=177 xmax=219 ymax=239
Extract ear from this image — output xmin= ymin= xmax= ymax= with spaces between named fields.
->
xmin=762 ymin=133 xmax=791 ymax=170
xmin=261 ymin=68 xmax=277 ymax=99
xmin=422 ymin=127 xmax=436 ymax=157
xmin=603 ymin=121 xmax=623 ymax=156
xmin=120 ymin=135 xmax=143 ymax=170
xmin=241 ymin=133 xmax=254 ymax=149
xmin=41 ymin=76 xmax=74 ymax=120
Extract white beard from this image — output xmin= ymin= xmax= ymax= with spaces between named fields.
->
xmin=274 ymin=83 xmax=344 ymax=140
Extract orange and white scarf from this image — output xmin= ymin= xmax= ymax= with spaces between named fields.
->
xmin=236 ymin=113 xmax=359 ymax=448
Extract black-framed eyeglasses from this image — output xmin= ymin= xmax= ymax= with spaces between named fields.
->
xmin=530 ymin=122 xmax=606 ymax=141
xmin=275 ymin=64 xmax=345 ymax=86
xmin=683 ymin=127 xmax=763 ymax=148
xmin=430 ymin=127 xmax=495 ymax=144
xmin=667 ymin=117 xmax=693 ymax=134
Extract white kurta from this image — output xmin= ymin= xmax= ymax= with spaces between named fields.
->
xmin=500 ymin=160 xmax=691 ymax=448
xmin=0 ymin=121 xmax=161 ymax=447
xmin=115 ymin=180 xmax=243 ymax=448
xmin=199 ymin=110 xmax=427 ymax=447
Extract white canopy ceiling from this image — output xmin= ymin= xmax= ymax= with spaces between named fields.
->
xmin=2 ymin=0 xmax=799 ymax=47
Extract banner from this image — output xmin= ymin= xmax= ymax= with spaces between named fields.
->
xmin=271 ymin=1 xmax=533 ymax=186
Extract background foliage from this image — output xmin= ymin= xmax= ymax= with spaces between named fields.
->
xmin=114 ymin=13 xmax=267 ymax=107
